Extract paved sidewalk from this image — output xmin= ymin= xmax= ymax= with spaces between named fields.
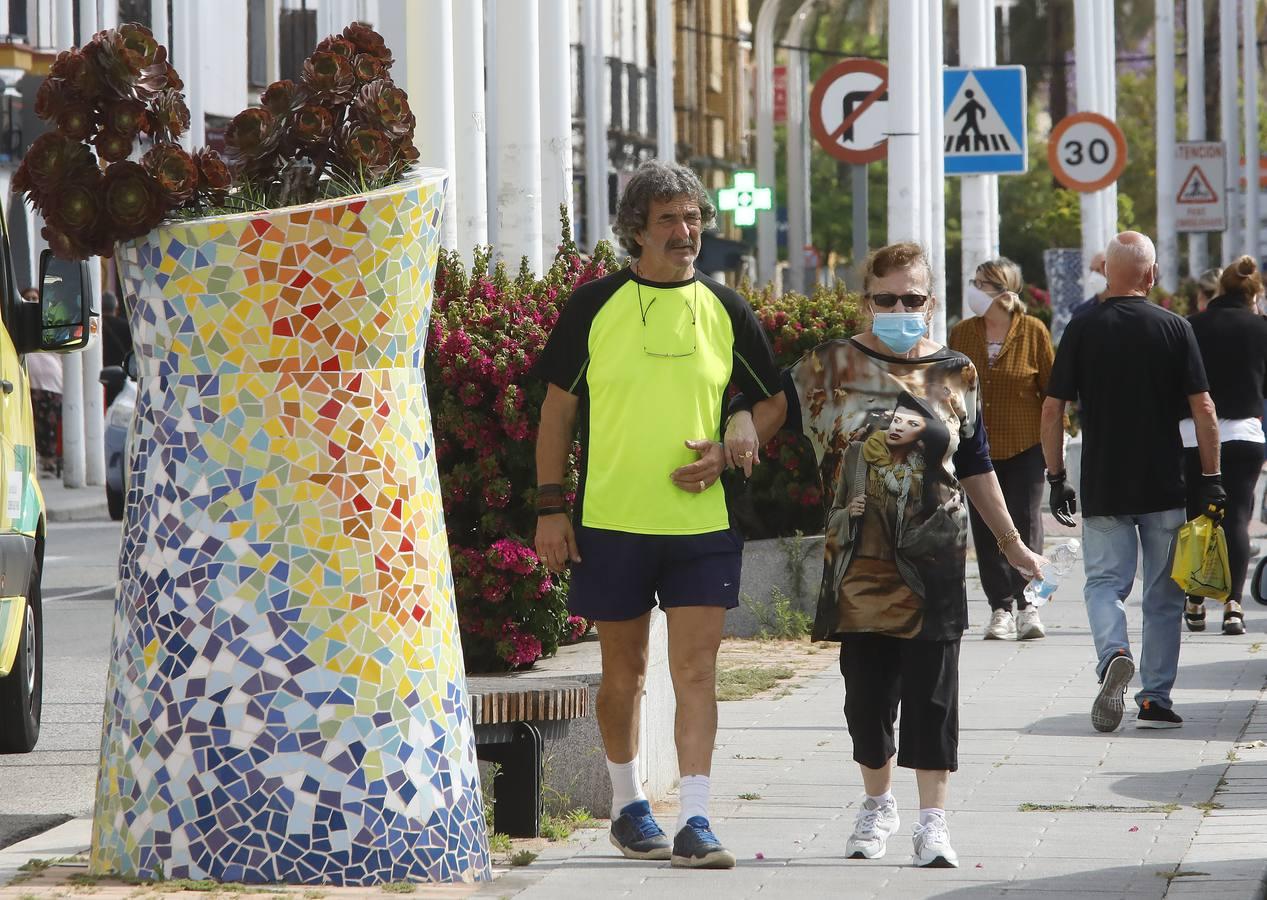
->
xmin=36 ymin=471 xmax=110 ymax=522
xmin=487 ymin=539 xmax=1267 ymax=899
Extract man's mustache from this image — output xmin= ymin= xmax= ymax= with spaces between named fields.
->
xmin=667 ymin=240 xmax=696 ymax=250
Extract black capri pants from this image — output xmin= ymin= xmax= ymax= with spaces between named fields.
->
xmin=840 ymin=634 xmax=960 ymax=772
xmin=1185 ymin=441 xmax=1266 ymax=604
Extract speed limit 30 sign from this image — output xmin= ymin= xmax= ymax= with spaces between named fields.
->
xmin=1047 ymin=112 xmax=1128 ymax=193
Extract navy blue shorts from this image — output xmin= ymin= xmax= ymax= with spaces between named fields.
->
xmin=568 ymin=525 xmax=744 ymax=622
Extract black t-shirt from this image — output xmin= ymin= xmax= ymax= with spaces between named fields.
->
xmin=1047 ymin=296 xmax=1209 ymax=516
xmin=1187 ymin=295 xmax=1267 ymax=420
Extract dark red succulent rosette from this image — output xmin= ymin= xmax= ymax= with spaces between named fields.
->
xmin=55 ymin=101 xmax=97 ymax=141
xmin=352 ymin=81 xmax=414 ymax=140
xmin=18 ymin=132 xmax=94 ymax=195
xmin=94 ymin=129 xmax=133 ymax=163
xmin=103 ymin=98 xmax=148 ymax=139
xmin=34 ymin=77 xmax=70 ymax=122
xmin=142 ymin=143 xmax=198 ymax=205
xmin=224 ymin=107 xmax=282 ymax=175
xmin=351 ymin=53 xmax=385 ymax=85
xmin=193 ymin=148 xmax=233 ymax=192
xmin=292 ymin=103 xmax=334 ymax=148
xmin=341 ymin=126 xmax=392 ymax=176
xmin=47 ymin=165 xmax=104 ymax=235
xmin=101 ymin=160 xmax=164 ymax=238
xmin=301 ymin=50 xmax=356 ymax=100
xmin=314 ymin=35 xmax=356 ymax=60
xmin=261 ymin=79 xmax=300 ymax=117
xmin=342 ymin=22 xmax=393 ymax=67
xmin=149 ymin=88 xmax=190 ymax=142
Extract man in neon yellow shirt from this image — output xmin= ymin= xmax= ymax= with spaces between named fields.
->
xmin=534 ymin=160 xmax=784 ymax=869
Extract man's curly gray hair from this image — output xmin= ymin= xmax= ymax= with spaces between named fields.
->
xmin=613 ymin=160 xmax=717 ymax=257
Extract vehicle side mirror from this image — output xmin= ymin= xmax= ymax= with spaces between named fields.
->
xmin=98 ymin=365 xmax=126 ymax=392
xmin=38 ymin=250 xmax=93 ymax=353
xmin=123 ymin=350 xmax=137 ymax=381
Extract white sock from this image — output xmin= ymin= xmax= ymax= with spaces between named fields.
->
xmin=607 ymin=758 xmax=646 ymax=820
xmin=867 ymin=791 xmax=894 ymax=807
xmin=676 ymin=774 xmax=711 ymax=834
xmin=919 ymin=807 xmax=946 ymax=827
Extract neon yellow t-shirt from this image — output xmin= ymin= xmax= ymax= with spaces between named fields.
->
xmin=536 ymin=268 xmax=780 ymax=535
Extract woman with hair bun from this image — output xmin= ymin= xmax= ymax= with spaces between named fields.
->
xmin=950 ymin=257 xmax=1054 ymax=642
xmin=1184 ymin=255 xmax=1267 ymax=635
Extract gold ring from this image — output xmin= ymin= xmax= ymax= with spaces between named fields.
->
xmin=699 ymin=480 xmax=706 ymax=491
xmin=742 ymin=451 xmax=753 ymax=459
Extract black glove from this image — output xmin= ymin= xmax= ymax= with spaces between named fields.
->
xmin=1048 ymin=471 xmax=1078 ymax=527
xmin=1196 ymin=473 xmax=1227 ymax=524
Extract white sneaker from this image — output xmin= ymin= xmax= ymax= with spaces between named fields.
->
xmin=1016 ymin=607 xmax=1046 ymax=640
xmin=845 ymin=796 xmax=900 ymax=859
xmin=912 ymin=816 xmax=959 ymax=868
xmin=983 ymin=608 xmax=1016 ymax=640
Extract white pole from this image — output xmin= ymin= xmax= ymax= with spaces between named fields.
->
xmin=917 ymin=0 xmax=932 ymax=250
xmin=1186 ymin=0 xmax=1207 ymax=275
xmin=1244 ymin=0 xmax=1260 ymax=263
xmin=78 ymin=0 xmax=105 ymax=488
xmin=754 ymin=0 xmax=781 ymax=285
xmin=1073 ymin=0 xmax=1102 ymax=284
xmin=539 ymin=0 xmax=573 ymax=263
xmin=928 ymin=0 xmax=945 ymax=341
xmin=0 ymin=3 xmax=9 ymax=38
xmin=453 ymin=0 xmax=488 ymax=255
xmin=959 ymin=0 xmax=990 ymax=318
xmin=99 ymin=0 xmax=116 ymax=30
xmin=413 ymin=1 xmax=457 ymax=250
xmin=983 ymin=0 xmax=999 ymax=256
xmin=1156 ymin=0 xmax=1178 ymax=291
xmin=1100 ymin=0 xmax=1117 ymax=250
xmin=784 ymin=0 xmax=815 ymax=295
xmin=51 ymin=1 xmax=85 ymax=488
xmin=1220 ymin=0 xmax=1241 ymax=263
xmin=582 ymin=0 xmax=609 ymax=249
xmin=494 ymin=0 xmax=543 ymax=273
xmin=152 ymin=0 xmax=169 ymax=55
xmin=82 ymin=264 xmax=104 ymax=486
xmin=655 ymin=0 xmax=675 ymax=161
xmin=886 ymin=0 xmax=920 ymax=244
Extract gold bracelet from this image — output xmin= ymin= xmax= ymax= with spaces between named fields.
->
xmin=996 ymin=528 xmax=1021 ymax=551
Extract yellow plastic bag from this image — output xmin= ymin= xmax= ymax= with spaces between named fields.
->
xmin=1171 ymin=515 xmax=1231 ymax=601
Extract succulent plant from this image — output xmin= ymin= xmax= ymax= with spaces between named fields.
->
xmin=15 ymin=20 xmax=418 ymax=259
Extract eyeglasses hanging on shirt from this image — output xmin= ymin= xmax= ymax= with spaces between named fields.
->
xmin=637 ymin=282 xmax=699 ymax=358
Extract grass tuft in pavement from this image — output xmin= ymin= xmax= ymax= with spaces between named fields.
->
xmin=1018 ymin=802 xmax=1180 ymax=813
xmin=717 ymin=665 xmax=795 ymax=701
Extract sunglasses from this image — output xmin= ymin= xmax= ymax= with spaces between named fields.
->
xmin=869 ymin=292 xmax=930 ymax=309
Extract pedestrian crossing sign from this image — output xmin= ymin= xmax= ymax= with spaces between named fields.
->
xmin=943 ymin=66 xmax=1028 ymax=176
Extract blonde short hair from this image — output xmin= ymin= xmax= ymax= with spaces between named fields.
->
xmin=975 ymin=257 xmax=1026 ymax=314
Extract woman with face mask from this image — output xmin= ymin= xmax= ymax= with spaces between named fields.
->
xmin=948 ymin=259 xmax=1054 ymax=642
xmin=1182 ymin=255 xmax=1267 ymax=636
xmin=722 ymin=243 xmax=1043 ymax=870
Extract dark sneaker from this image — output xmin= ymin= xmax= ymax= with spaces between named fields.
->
xmin=609 ymin=800 xmax=671 ymax=860
xmin=1091 ymin=653 xmax=1135 ymax=733
xmin=1136 ymin=700 xmax=1183 ymax=729
xmin=671 ymin=816 xmax=736 ymax=869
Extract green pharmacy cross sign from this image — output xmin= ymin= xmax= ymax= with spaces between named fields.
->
xmin=718 ymin=171 xmax=773 ymax=227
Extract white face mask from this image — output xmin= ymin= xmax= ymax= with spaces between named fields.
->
xmin=965 ymin=284 xmax=997 ymax=318
xmin=1086 ymin=271 xmax=1108 ymax=296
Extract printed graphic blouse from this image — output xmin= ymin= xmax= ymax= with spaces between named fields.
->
xmin=780 ymin=338 xmax=994 ymax=641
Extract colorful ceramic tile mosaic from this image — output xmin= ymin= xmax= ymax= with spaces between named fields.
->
xmin=91 ymin=170 xmax=490 ymax=886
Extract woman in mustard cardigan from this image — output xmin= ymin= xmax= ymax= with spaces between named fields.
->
xmin=949 ymin=258 xmax=1054 ymax=641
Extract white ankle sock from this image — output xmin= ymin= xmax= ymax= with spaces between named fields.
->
xmin=607 ymin=758 xmax=646 ymax=820
xmin=676 ymin=774 xmax=711 ymax=834
xmin=919 ymin=807 xmax=946 ymax=827
xmin=867 ymin=791 xmax=894 ymax=807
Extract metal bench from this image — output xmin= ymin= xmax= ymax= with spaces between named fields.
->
xmin=467 ymin=676 xmax=589 ymax=837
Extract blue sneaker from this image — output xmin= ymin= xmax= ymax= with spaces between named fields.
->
xmin=609 ymin=800 xmax=671 ymax=860
xmin=671 ymin=816 xmax=736 ymax=869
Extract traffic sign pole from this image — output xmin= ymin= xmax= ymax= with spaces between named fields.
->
xmin=1243 ymin=0 xmax=1259 ymax=264
xmin=1157 ymin=0 xmax=1178 ymax=291
xmin=957 ymin=0 xmax=998 ymax=321
xmin=1186 ymin=0 xmax=1208 ymax=275
xmin=1220 ymin=0 xmax=1241 ymax=264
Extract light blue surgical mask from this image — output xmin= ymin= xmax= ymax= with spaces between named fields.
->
xmin=871 ymin=311 xmax=928 ymax=354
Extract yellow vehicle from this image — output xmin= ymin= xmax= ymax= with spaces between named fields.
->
xmin=0 ymin=249 xmax=93 ymax=753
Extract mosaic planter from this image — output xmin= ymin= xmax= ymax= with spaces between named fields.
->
xmin=90 ymin=170 xmax=490 ymax=886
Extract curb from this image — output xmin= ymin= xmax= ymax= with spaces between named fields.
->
xmin=0 ymin=817 xmax=91 ymax=886
xmin=46 ymin=502 xmax=110 ymax=523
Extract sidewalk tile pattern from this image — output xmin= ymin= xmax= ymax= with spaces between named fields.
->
xmin=91 ymin=171 xmax=489 ymax=886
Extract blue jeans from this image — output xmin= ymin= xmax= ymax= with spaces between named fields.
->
xmin=1081 ymin=508 xmax=1186 ymax=709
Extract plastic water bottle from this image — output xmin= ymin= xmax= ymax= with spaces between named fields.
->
xmin=1023 ymin=540 xmax=1081 ymax=607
